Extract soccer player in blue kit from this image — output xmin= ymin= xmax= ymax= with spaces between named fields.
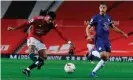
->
xmin=86 ymin=2 xmax=128 ymax=77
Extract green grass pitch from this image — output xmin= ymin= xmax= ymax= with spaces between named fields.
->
xmin=1 ymin=58 xmax=133 ymax=80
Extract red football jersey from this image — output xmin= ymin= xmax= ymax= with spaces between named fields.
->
xmin=18 ymin=16 xmax=68 ymax=41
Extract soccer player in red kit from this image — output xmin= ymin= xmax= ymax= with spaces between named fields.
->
xmin=8 ymin=11 xmax=75 ymax=77
xmin=85 ymin=27 xmax=95 ymax=64
xmin=86 ymin=27 xmax=101 ymax=64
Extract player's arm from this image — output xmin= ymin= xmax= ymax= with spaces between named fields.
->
xmin=86 ymin=25 xmax=93 ymax=41
xmin=7 ymin=16 xmax=39 ymax=31
xmin=86 ymin=16 xmax=96 ymax=41
xmin=110 ymin=24 xmax=128 ymax=38
xmin=7 ymin=22 xmax=30 ymax=31
xmin=54 ymin=24 xmax=75 ymax=50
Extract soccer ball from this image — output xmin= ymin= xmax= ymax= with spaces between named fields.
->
xmin=64 ymin=63 xmax=76 ymax=73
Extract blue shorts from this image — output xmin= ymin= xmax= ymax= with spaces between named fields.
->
xmin=95 ymin=42 xmax=111 ymax=53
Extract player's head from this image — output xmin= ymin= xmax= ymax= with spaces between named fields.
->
xmin=45 ymin=11 xmax=56 ymax=23
xmin=99 ymin=2 xmax=107 ymax=15
xmin=40 ymin=10 xmax=47 ymax=16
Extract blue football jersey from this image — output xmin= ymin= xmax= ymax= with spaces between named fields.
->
xmin=88 ymin=13 xmax=112 ymax=43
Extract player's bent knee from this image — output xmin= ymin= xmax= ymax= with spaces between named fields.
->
xmin=101 ymin=56 xmax=107 ymax=61
xmin=100 ymin=53 xmax=108 ymax=61
xmin=28 ymin=45 xmax=37 ymax=62
xmin=38 ymin=49 xmax=48 ymax=60
xmin=40 ymin=55 xmax=47 ymax=60
xmin=102 ymin=57 xmax=108 ymax=61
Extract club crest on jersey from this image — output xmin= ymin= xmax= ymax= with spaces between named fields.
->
xmin=103 ymin=22 xmax=110 ymax=31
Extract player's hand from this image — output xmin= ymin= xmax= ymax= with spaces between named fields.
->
xmin=7 ymin=26 xmax=15 ymax=31
xmin=123 ymin=33 xmax=128 ymax=38
xmin=70 ymin=43 xmax=76 ymax=50
xmin=68 ymin=41 xmax=76 ymax=50
xmin=86 ymin=36 xmax=92 ymax=41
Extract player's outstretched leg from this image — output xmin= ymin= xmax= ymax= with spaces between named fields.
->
xmin=37 ymin=49 xmax=47 ymax=69
xmin=22 ymin=57 xmax=45 ymax=77
xmin=22 ymin=45 xmax=40 ymax=77
xmin=90 ymin=52 xmax=108 ymax=77
xmin=28 ymin=52 xmax=45 ymax=70
xmin=22 ymin=61 xmax=37 ymax=77
xmin=90 ymin=59 xmax=105 ymax=77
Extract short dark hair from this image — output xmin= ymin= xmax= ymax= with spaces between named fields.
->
xmin=47 ymin=11 xmax=56 ymax=19
xmin=40 ymin=10 xmax=47 ymax=16
xmin=100 ymin=2 xmax=107 ymax=6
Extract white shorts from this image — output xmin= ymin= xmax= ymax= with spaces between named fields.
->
xmin=27 ymin=37 xmax=46 ymax=51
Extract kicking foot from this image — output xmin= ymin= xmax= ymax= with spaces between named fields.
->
xmin=90 ymin=72 xmax=98 ymax=77
xmin=22 ymin=69 xmax=30 ymax=77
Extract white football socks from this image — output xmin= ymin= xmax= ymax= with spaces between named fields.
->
xmin=26 ymin=68 xmax=30 ymax=71
xmin=92 ymin=59 xmax=106 ymax=72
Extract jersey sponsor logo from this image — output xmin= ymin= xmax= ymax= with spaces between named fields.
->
xmin=0 ymin=45 xmax=9 ymax=51
xmin=103 ymin=22 xmax=110 ymax=31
